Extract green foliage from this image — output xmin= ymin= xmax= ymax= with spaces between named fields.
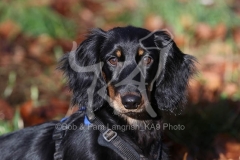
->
xmin=155 ymin=0 xmax=239 ymax=27
xmin=0 ymin=0 xmax=76 ymax=39
xmin=0 ymin=109 xmax=21 ymax=135
xmin=121 ymin=0 xmax=240 ymax=34
xmin=3 ymin=71 xmax=16 ymax=98
xmin=232 ymin=91 xmax=240 ymax=101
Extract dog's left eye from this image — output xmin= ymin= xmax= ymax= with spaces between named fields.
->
xmin=108 ymin=57 xmax=118 ymax=66
xmin=142 ymin=56 xmax=153 ymax=66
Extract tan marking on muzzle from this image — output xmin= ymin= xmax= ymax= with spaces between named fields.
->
xmin=102 ymin=71 xmax=107 ymax=81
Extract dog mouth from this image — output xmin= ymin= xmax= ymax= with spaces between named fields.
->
xmin=114 ymin=104 xmax=154 ymax=120
xmin=122 ymin=110 xmax=153 ymax=120
xmin=121 ymin=108 xmax=144 ymax=114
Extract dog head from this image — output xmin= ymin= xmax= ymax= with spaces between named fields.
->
xmin=60 ymin=26 xmax=195 ymax=120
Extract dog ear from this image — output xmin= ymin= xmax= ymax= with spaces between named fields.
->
xmin=153 ymin=31 xmax=196 ymax=112
xmin=59 ymin=28 xmax=106 ymax=112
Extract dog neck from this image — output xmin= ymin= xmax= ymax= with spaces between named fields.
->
xmin=122 ymin=114 xmax=162 ymax=148
xmin=96 ymin=106 xmax=162 ymax=149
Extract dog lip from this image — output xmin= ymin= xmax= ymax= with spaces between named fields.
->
xmin=121 ymin=108 xmax=144 ymax=114
xmin=123 ymin=111 xmax=141 ymax=116
xmin=123 ymin=104 xmax=140 ymax=109
xmin=122 ymin=110 xmax=152 ymax=120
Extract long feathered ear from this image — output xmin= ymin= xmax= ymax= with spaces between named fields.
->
xmin=59 ymin=28 xmax=106 ymax=114
xmin=154 ymin=31 xmax=196 ymax=112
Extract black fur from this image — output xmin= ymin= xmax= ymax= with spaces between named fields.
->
xmin=0 ymin=26 xmax=195 ymax=160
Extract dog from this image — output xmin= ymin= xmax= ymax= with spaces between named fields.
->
xmin=0 ymin=26 xmax=195 ymax=160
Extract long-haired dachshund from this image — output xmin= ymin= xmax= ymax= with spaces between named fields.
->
xmin=0 ymin=26 xmax=195 ymax=160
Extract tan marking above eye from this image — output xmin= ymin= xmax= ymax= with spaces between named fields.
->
xmin=116 ymin=50 xmax=122 ymax=57
xmin=138 ymin=48 xmax=144 ymax=56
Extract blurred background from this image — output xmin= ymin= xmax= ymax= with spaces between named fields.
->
xmin=0 ymin=0 xmax=239 ymax=159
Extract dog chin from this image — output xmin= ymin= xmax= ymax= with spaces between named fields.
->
xmin=122 ymin=111 xmax=152 ymax=120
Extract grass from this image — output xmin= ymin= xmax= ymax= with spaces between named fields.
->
xmin=3 ymin=71 xmax=16 ymax=98
xmin=119 ymin=0 xmax=240 ymax=34
xmin=0 ymin=109 xmax=22 ymax=135
xmin=0 ymin=0 xmax=76 ymax=39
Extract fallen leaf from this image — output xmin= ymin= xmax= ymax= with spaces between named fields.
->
xmin=37 ymin=34 xmax=55 ymax=51
xmin=20 ymin=99 xmax=69 ymax=126
xmin=180 ymin=14 xmax=194 ymax=30
xmin=214 ymin=23 xmax=227 ymax=40
xmin=233 ymin=27 xmax=240 ymax=45
xmin=174 ymin=35 xmax=186 ymax=47
xmin=0 ymin=99 xmax=14 ymax=120
xmin=28 ymin=41 xmax=43 ymax=58
xmin=223 ymin=83 xmax=238 ymax=97
xmin=122 ymin=0 xmax=138 ymax=10
xmin=188 ymin=79 xmax=202 ymax=104
xmin=0 ymin=20 xmax=21 ymax=39
xmin=20 ymin=101 xmax=46 ymax=126
xmin=13 ymin=46 xmax=26 ymax=64
xmin=195 ymin=23 xmax=213 ymax=40
xmin=144 ymin=15 xmax=165 ymax=31
xmin=215 ymin=134 xmax=240 ymax=159
xmin=202 ymin=71 xmax=222 ymax=91
xmin=82 ymin=0 xmax=103 ymax=13
xmin=79 ymin=8 xmax=94 ymax=23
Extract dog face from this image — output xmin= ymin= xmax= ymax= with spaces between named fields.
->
xmin=60 ymin=26 xmax=195 ymax=120
xmin=100 ymin=27 xmax=160 ymax=119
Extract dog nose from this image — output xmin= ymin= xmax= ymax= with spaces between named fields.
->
xmin=121 ymin=95 xmax=141 ymax=109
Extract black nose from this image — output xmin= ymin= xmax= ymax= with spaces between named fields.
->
xmin=121 ymin=95 xmax=141 ymax=109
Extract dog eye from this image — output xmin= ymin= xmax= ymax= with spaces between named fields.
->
xmin=142 ymin=56 xmax=152 ymax=65
xmin=108 ymin=57 xmax=118 ymax=66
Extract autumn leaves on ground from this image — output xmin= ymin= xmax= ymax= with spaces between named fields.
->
xmin=0 ymin=0 xmax=240 ymax=159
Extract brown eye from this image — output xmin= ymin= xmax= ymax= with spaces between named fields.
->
xmin=108 ymin=57 xmax=118 ymax=66
xmin=142 ymin=56 xmax=152 ymax=66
